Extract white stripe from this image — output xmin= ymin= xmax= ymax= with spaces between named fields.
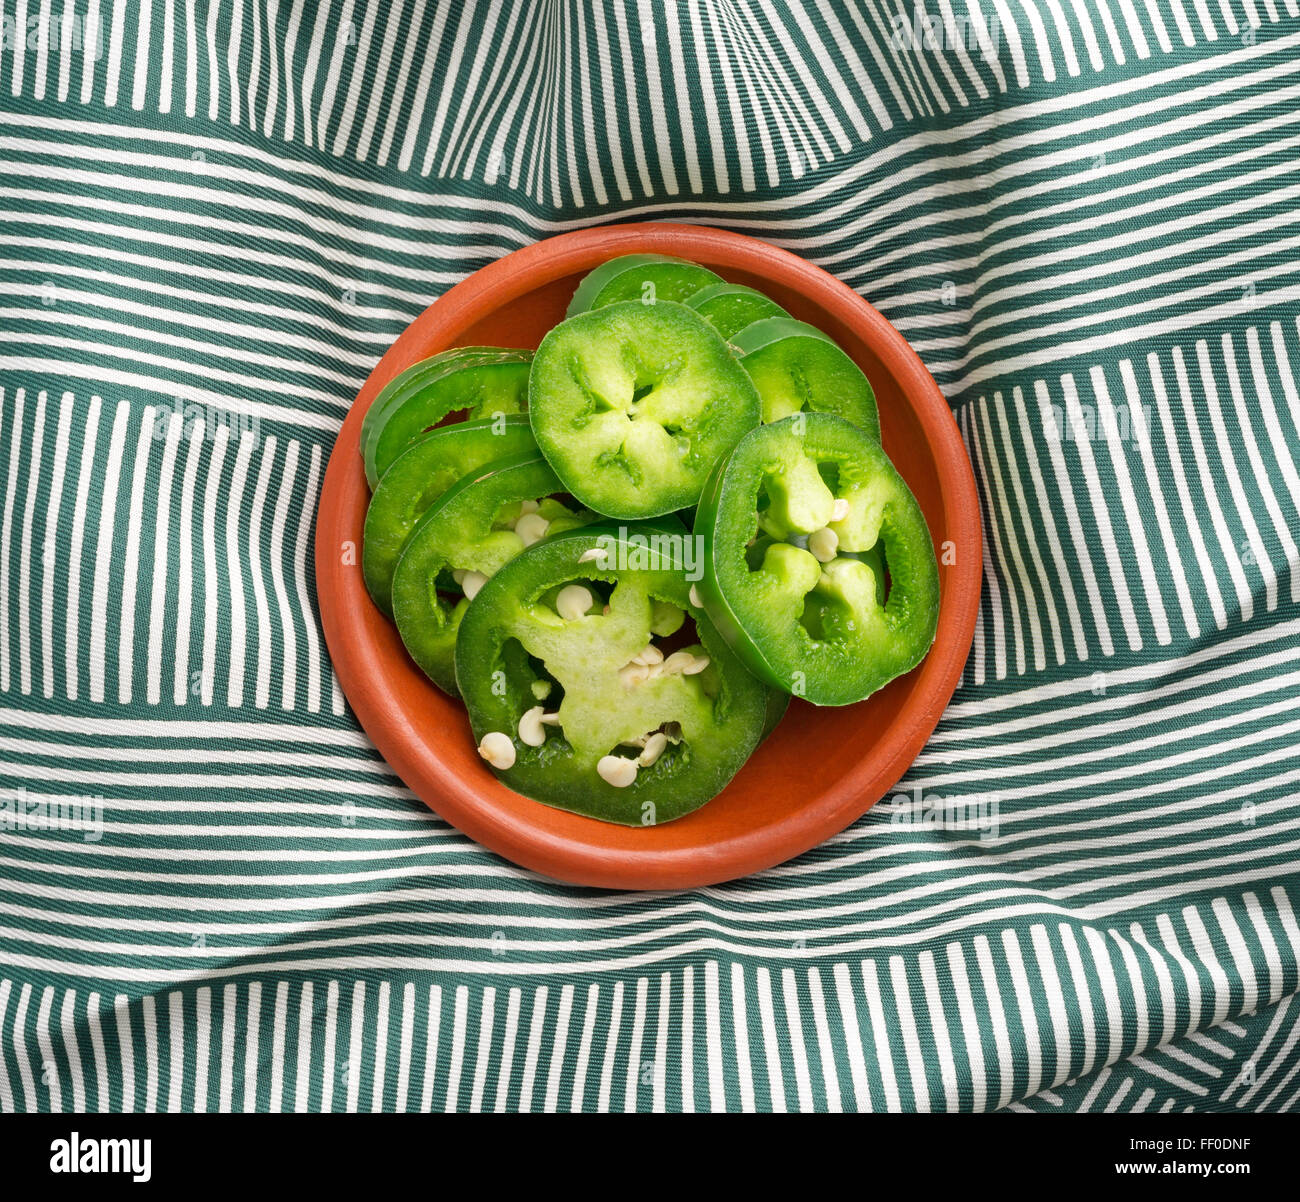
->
xmin=199 ymin=426 xmax=230 ymax=706
xmin=145 ymin=414 xmax=183 ymax=705
xmin=755 ymin=966 xmax=787 ymax=1111
xmin=294 ymin=981 xmax=313 ymax=1111
xmin=623 ymin=977 xmax=647 ymax=1113
xmin=569 ymin=983 xmax=598 ymax=1113
xmin=1082 ymin=925 xmax=1126 ymax=1067
xmin=171 ymin=420 xmax=205 ymax=705
xmin=141 ymin=993 xmax=159 ymax=1111
xmin=1000 ymin=931 xmax=1043 ymax=1098
xmin=87 ymin=992 xmax=109 ymax=1111
xmin=1242 ymin=891 xmax=1285 ymax=1006
xmin=344 ymin=979 xmax=363 ymax=1112
xmin=469 ymin=985 xmax=494 ymax=1113
xmin=0 ymin=980 xmax=13 ymax=1112
xmin=167 ymin=991 xmax=184 ymax=1111
xmin=806 ymin=967 xmax=842 ymax=1112
xmin=111 ymin=993 xmax=133 ymax=1111
xmin=0 ymin=387 xmax=25 ymax=693
xmin=321 ymin=979 xmax=340 ymax=1112
xmin=63 ymin=395 xmax=102 ymax=700
xmin=370 ymin=979 xmax=389 ymax=1111
xmin=36 ymin=986 xmax=60 ymax=1111
xmin=730 ymin=965 xmax=757 ymax=1112
xmin=679 ymin=966 xmax=694 ymax=1112
xmin=1212 ymin=898 xmax=1259 ymax=1014
xmin=218 ymin=983 xmax=235 ymax=1111
xmin=1183 ymin=904 xmax=1232 ymax=1026
xmin=38 ymin=392 xmax=71 ymax=697
xmin=703 ymin=962 xmax=726 ymax=1111
xmin=223 ymin=433 xmax=255 ymax=706
xmin=247 ymin=436 xmax=277 ymax=708
xmin=244 ymin=981 xmax=262 ymax=1112
xmin=14 ymin=390 xmax=44 ymax=694
xmin=268 ymin=980 xmax=288 ymax=1111
xmin=830 ymin=962 xmax=871 ymax=1111
xmin=87 ymin=401 xmax=130 ymax=702
xmin=443 ymin=982 xmax=468 ymax=1112
xmin=393 ymin=981 xmax=412 ymax=1112
xmin=116 ymin=406 xmax=156 ymax=703
xmin=888 ymin=955 xmax=931 ymax=1111
xmin=861 ymin=958 xmax=901 ymax=1110
xmin=57 ymin=990 xmax=85 ymax=1113
xmin=945 ymin=943 xmax=986 ymax=1109
xmin=653 ymin=973 xmax=669 ymax=1112
xmin=517 ymin=985 xmax=546 ymax=1113
xmin=495 ymin=986 xmax=521 ymax=1113
xmin=194 ymin=986 xmax=211 ymax=1112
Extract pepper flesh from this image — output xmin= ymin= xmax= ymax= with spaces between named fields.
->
xmin=363 ymin=348 xmax=532 ymax=488
xmin=566 ymin=254 xmax=723 ymax=316
xmin=454 ymin=523 xmax=770 ymax=824
xmin=528 ymin=300 xmax=761 ymax=518
xmin=362 ymin=415 xmax=536 ymax=616
xmin=695 ymin=414 xmax=938 ymax=706
xmin=684 ymin=282 xmax=788 ymax=340
xmin=731 ymin=317 xmax=880 ymax=440
xmin=391 ymin=453 xmax=592 ymax=695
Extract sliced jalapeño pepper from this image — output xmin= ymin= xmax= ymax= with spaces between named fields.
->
xmin=362 ymin=347 xmax=532 ymax=488
xmin=731 ymin=317 xmax=880 ymax=440
xmin=566 ymin=254 xmax=723 ymax=316
xmin=454 ymin=522 xmax=769 ymax=824
xmin=528 ymin=300 xmax=761 ymax=519
xmin=695 ymin=414 xmax=938 ymax=706
xmin=362 ymin=415 xmax=536 ymax=616
xmin=391 ymin=452 xmax=593 ymax=696
xmin=684 ymin=282 xmax=788 ymax=340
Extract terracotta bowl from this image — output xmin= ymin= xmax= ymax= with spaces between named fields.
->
xmin=316 ymin=223 xmax=981 ymax=890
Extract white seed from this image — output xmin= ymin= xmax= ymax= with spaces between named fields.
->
xmin=631 ymin=644 xmax=664 ymax=666
xmin=518 ymin=706 xmax=548 ymax=747
xmin=451 ymin=569 xmax=467 ymax=585
xmin=477 ymin=731 xmax=515 ymax=770
xmin=462 ymin=570 xmax=488 ymax=600
xmin=660 ymin=650 xmax=696 ymax=675
xmin=689 ymin=584 xmax=703 ymax=609
xmin=682 ymin=655 xmax=711 ymax=676
xmin=618 ymin=663 xmax=650 ymax=688
xmin=638 ymin=732 xmax=669 ymax=767
xmin=578 ymin=547 xmax=605 ymax=564
xmin=808 ymin=527 xmax=839 ymax=563
xmin=514 ymin=512 xmax=550 ymax=546
xmin=518 ymin=499 xmax=540 ymax=514
xmin=597 ymin=755 xmax=638 ymax=788
xmin=831 ymin=498 xmax=851 ymax=522
xmin=556 ymin=584 xmax=594 ymax=620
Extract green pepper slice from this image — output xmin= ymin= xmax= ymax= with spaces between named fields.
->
xmin=685 ymin=282 xmax=789 ymax=340
xmin=362 ymin=347 xmax=532 ymax=488
xmin=731 ymin=317 xmax=880 ymax=440
xmin=528 ymin=300 xmax=761 ymax=519
xmin=391 ymin=452 xmax=594 ymax=696
xmin=566 ymin=254 xmax=724 ymax=316
xmin=362 ymin=415 xmax=536 ymax=616
xmin=454 ymin=522 xmax=770 ymax=824
xmin=695 ymin=413 xmax=938 ymax=706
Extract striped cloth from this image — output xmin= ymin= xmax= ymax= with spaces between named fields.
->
xmin=1 ymin=0 xmax=1299 ymax=1115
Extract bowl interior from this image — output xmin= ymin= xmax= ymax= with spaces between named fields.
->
xmin=319 ymin=226 xmax=978 ymax=888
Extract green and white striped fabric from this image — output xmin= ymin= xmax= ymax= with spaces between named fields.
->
xmin=1 ymin=0 xmax=1299 ymax=1114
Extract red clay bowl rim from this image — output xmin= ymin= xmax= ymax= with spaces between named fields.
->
xmin=316 ymin=222 xmax=982 ymax=890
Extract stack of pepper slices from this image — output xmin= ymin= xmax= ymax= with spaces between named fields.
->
xmin=360 ymin=255 xmax=939 ymax=826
